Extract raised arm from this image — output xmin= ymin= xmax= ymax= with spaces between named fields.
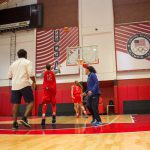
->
xmin=53 ymin=69 xmax=61 ymax=74
xmin=53 ymin=64 xmax=61 ymax=74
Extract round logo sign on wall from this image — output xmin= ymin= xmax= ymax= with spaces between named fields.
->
xmin=127 ymin=33 xmax=150 ymax=59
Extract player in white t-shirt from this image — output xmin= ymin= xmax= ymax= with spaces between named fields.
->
xmin=8 ymin=49 xmax=36 ymax=130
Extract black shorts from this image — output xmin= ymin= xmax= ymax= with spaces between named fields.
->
xmin=11 ymin=86 xmax=34 ymax=104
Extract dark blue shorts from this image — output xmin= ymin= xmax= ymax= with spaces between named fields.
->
xmin=11 ymin=86 xmax=34 ymax=104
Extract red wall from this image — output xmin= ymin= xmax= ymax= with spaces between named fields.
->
xmin=0 ymin=87 xmax=12 ymax=116
xmin=115 ymin=78 xmax=150 ymax=113
xmin=0 ymin=81 xmax=114 ymax=116
xmin=100 ymin=81 xmax=115 ymax=112
xmin=1 ymin=79 xmax=150 ymax=116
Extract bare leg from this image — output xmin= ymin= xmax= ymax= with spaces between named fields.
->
xmin=79 ymin=104 xmax=88 ymax=118
xmin=81 ymin=104 xmax=87 ymax=115
xmin=74 ymin=103 xmax=77 ymax=114
xmin=51 ymin=103 xmax=56 ymax=123
xmin=74 ymin=103 xmax=79 ymax=117
xmin=41 ymin=103 xmax=47 ymax=126
xmin=24 ymin=101 xmax=34 ymax=118
xmin=52 ymin=103 xmax=56 ymax=116
xmin=76 ymin=103 xmax=80 ymax=117
xmin=20 ymin=101 xmax=33 ymax=128
xmin=42 ymin=104 xmax=47 ymax=119
xmin=13 ymin=104 xmax=19 ymax=122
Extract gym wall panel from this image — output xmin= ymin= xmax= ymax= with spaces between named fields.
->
xmin=15 ymin=30 xmax=36 ymax=72
xmin=116 ymin=78 xmax=150 ymax=113
xmin=0 ymin=29 xmax=36 ymax=87
xmin=127 ymin=86 xmax=138 ymax=100
xmin=79 ymin=0 xmax=116 ymax=81
xmin=36 ymin=27 xmax=79 ymax=77
xmin=37 ymin=0 xmax=78 ymax=29
xmin=0 ymin=80 xmax=114 ymax=116
xmin=137 ymin=86 xmax=148 ymax=99
xmin=82 ymin=33 xmax=116 ymax=81
xmin=0 ymin=33 xmax=10 ymax=81
xmin=35 ymin=0 xmax=81 ymax=84
xmin=113 ymin=0 xmax=150 ymax=24
xmin=113 ymin=0 xmax=150 ymax=79
xmin=0 ymin=86 xmax=12 ymax=116
xmin=117 ymin=71 xmax=150 ymax=80
xmin=81 ymin=0 xmax=113 ymax=27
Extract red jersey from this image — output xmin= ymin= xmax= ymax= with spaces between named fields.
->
xmin=43 ymin=70 xmax=56 ymax=94
xmin=72 ymin=85 xmax=82 ymax=103
xmin=73 ymin=85 xmax=82 ymax=96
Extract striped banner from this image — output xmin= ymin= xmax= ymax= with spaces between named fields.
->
xmin=36 ymin=27 xmax=79 ymax=75
xmin=115 ymin=22 xmax=150 ymax=71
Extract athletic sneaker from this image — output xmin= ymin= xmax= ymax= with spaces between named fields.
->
xmin=12 ymin=122 xmax=19 ymax=130
xmin=76 ymin=113 xmax=79 ymax=118
xmin=93 ymin=121 xmax=102 ymax=126
xmin=83 ymin=114 xmax=88 ymax=118
xmin=90 ymin=119 xmax=96 ymax=125
xmin=20 ymin=117 xmax=31 ymax=128
xmin=41 ymin=119 xmax=46 ymax=129
xmin=52 ymin=115 xmax=56 ymax=124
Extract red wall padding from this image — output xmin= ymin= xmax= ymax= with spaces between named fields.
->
xmin=0 ymin=83 xmax=73 ymax=116
xmin=0 ymin=87 xmax=12 ymax=116
xmin=1 ymin=79 xmax=150 ymax=115
xmin=116 ymin=79 xmax=150 ymax=113
xmin=0 ymin=81 xmax=114 ymax=116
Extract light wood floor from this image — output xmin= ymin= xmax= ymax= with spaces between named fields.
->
xmin=0 ymin=131 xmax=150 ymax=150
xmin=1 ymin=115 xmax=149 ymax=150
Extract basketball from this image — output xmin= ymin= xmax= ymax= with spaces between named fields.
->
xmin=64 ymin=27 xmax=69 ymax=32
xmin=82 ymin=63 xmax=88 ymax=68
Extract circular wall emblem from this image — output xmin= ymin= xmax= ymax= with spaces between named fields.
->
xmin=127 ymin=33 xmax=150 ymax=59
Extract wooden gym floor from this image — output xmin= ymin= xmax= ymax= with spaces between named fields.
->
xmin=0 ymin=114 xmax=150 ymax=150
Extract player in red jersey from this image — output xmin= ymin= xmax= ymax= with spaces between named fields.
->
xmin=41 ymin=64 xmax=59 ymax=126
xmin=71 ymin=81 xmax=88 ymax=118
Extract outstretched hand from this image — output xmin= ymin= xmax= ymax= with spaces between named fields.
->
xmin=82 ymin=93 xmax=87 ymax=96
xmin=87 ymin=91 xmax=92 ymax=96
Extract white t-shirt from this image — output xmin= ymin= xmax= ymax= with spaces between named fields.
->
xmin=8 ymin=58 xmax=35 ymax=90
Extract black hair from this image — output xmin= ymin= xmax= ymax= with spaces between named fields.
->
xmin=17 ymin=49 xmax=27 ymax=58
xmin=46 ymin=64 xmax=51 ymax=70
xmin=87 ymin=66 xmax=97 ymax=73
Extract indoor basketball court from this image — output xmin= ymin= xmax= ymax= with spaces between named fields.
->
xmin=0 ymin=0 xmax=150 ymax=150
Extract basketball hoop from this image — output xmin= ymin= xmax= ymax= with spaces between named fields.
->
xmin=77 ymin=59 xmax=89 ymax=68
xmin=66 ymin=45 xmax=99 ymax=66
xmin=78 ymin=59 xmax=84 ymax=65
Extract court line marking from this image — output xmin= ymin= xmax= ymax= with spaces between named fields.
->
xmin=0 ymin=115 xmax=119 ymax=131
xmin=0 ymin=115 xmax=149 ymax=135
xmin=130 ymin=115 xmax=135 ymax=123
xmin=106 ymin=115 xmax=120 ymax=124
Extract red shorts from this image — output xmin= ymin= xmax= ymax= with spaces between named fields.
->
xmin=73 ymin=95 xmax=82 ymax=104
xmin=42 ymin=89 xmax=56 ymax=105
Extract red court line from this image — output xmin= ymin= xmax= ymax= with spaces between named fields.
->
xmin=0 ymin=115 xmax=150 ymax=135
